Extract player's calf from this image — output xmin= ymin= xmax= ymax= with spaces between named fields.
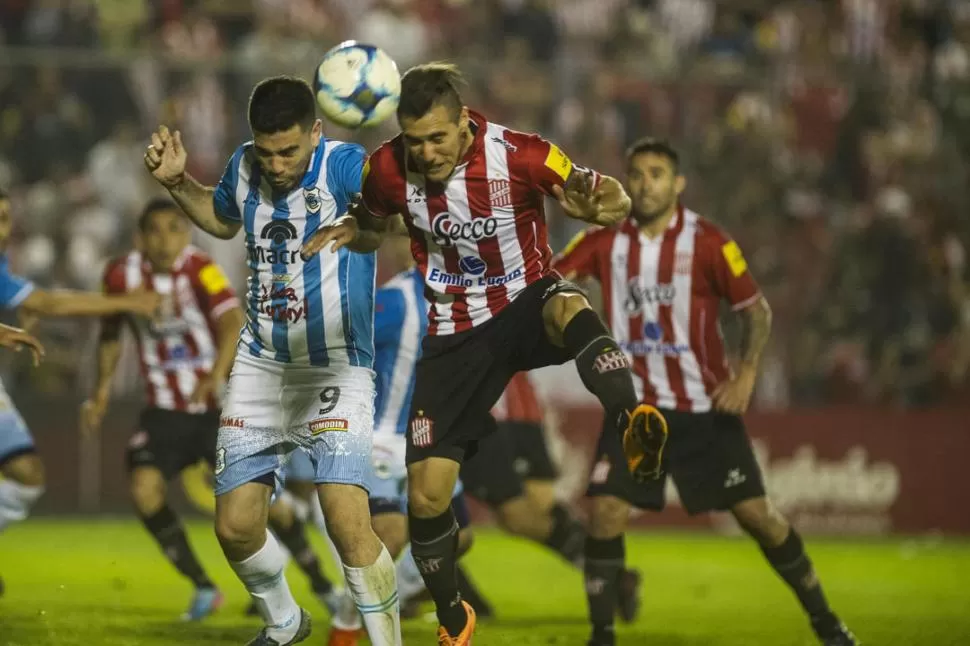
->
xmin=544 ymin=297 xmax=639 ymax=433
xmin=732 ymin=497 xmax=856 ymax=644
xmin=0 ymin=451 xmax=45 ymax=532
xmin=371 ymin=511 xmax=409 ymax=559
xmin=319 ymin=483 xmax=402 ymax=646
xmin=268 ymin=502 xmax=335 ymax=599
xmin=405 ymin=458 xmax=469 ymax=637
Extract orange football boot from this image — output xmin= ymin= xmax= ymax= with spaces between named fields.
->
xmin=436 ymin=601 xmax=476 ymax=645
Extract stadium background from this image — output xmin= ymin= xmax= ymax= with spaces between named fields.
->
xmin=2 ymin=0 xmax=969 ymax=532
xmin=1 ymin=2 xmax=969 ymax=644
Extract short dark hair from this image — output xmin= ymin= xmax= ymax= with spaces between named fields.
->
xmin=138 ymin=197 xmax=185 ymax=231
xmin=625 ymin=137 xmax=680 ymax=173
xmin=248 ymin=76 xmax=316 ymax=134
xmin=397 ymin=62 xmax=465 ymax=122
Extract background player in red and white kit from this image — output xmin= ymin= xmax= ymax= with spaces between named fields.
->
xmin=80 ymin=198 xmax=243 ymax=621
xmin=554 ymin=138 xmax=857 ymax=646
xmin=308 ymin=63 xmax=667 ymax=645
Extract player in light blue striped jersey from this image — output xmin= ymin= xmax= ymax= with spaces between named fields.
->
xmin=145 ymin=76 xmax=400 ymax=646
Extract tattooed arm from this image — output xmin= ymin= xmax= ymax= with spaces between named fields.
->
xmin=713 ymin=296 xmax=772 ymax=414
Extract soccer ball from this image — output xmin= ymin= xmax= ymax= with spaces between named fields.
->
xmin=314 ymin=41 xmax=401 ymax=129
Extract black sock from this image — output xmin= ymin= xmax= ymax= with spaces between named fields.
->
xmin=140 ymin=505 xmax=214 ymax=589
xmin=564 ymin=309 xmax=639 ymax=430
xmin=761 ymin=529 xmax=831 ymax=619
xmin=269 ymin=515 xmax=332 ymax=594
xmin=455 ymin=564 xmax=493 ymax=616
xmin=409 ymin=508 xmax=466 ymax=636
xmin=584 ymin=535 xmax=624 ymax=643
xmin=544 ymin=503 xmax=586 ymax=568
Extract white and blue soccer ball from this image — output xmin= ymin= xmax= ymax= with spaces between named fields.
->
xmin=314 ymin=41 xmax=401 ymax=129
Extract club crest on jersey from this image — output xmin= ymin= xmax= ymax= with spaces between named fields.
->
xmin=303 ymin=187 xmax=323 ymax=213
xmin=410 ymin=412 xmax=434 ymax=448
xmin=488 ymin=179 xmax=512 ymax=208
xmin=675 ymin=252 xmax=693 ymax=275
xmin=430 ymin=212 xmax=497 ymax=247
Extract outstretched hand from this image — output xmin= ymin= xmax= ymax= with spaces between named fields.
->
xmin=144 ymin=125 xmax=187 ymax=189
xmin=0 ymin=324 xmax=44 ymax=366
xmin=552 ymin=173 xmax=630 ymax=227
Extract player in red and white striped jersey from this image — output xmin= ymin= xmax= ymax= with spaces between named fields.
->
xmin=321 ymin=63 xmax=667 ymax=645
xmin=554 ymin=139 xmax=857 ymax=646
xmin=80 ymin=198 xmax=243 ymax=620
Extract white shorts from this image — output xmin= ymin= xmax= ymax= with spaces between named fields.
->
xmin=0 ymin=384 xmax=33 ymax=463
xmin=213 ymin=352 xmax=375 ymax=496
xmin=366 ymin=432 xmax=463 ymax=515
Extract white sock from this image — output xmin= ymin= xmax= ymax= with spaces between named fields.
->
xmin=312 ymin=511 xmax=361 ymax=631
xmin=229 ymin=530 xmax=301 ymax=642
xmin=395 ymin=544 xmax=427 ymax=602
xmin=344 ymin=545 xmax=401 ymax=646
xmin=0 ymin=479 xmax=43 ymax=532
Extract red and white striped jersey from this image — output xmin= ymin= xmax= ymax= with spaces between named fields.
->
xmin=102 ymin=246 xmax=239 ymax=413
xmin=361 ymin=110 xmax=581 ymax=336
xmin=553 ymin=206 xmax=762 ymax=413
xmin=492 ymin=371 xmax=543 ymax=425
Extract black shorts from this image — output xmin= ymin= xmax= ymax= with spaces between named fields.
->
xmin=460 ymin=420 xmax=557 ymax=507
xmin=126 ymin=408 xmax=220 ymax=480
xmin=405 ymin=276 xmax=580 ymax=465
xmin=586 ymin=408 xmax=766 ymax=515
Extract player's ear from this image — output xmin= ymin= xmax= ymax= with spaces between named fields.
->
xmin=675 ymin=174 xmax=687 ymax=196
xmin=457 ymin=106 xmax=469 ymax=129
xmin=310 ymin=119 xmax=323 ymax=147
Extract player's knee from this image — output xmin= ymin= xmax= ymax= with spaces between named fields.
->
xmin=214 ymin=510 xmax=265 ymax=555
xmin=541 ymin=292 xmax=589 ymax=337
xmin=129 ymin=469 xmax=167 ymax=515
xmin=407 ymin=458 xmax=461 ymax=518
xmin=523 ymin=480 xmax=556 ymax=514
xmin=1 ymin=452 xmax=45 ymax=488
xmin=214 ymin=489 xmax=271 ymax=556
xmin=731 ymin=497 xmax=788 ymax=546
xmin=407 ymin=485 xmax=452 ymax=518
xmin=589 ymin=495 xmax=630 ymax=539
xmin=457 ymin=527 xmax=474 ymax=556
xmin=496 ymin=496 xmax=550 ymax=540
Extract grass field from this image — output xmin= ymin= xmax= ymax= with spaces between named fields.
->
xmin=1 ymin=519 xmax=968 ymax=645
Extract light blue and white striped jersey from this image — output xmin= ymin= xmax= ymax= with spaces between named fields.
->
xmin=373 ymin=268 xmax=426 ymax=436
xmin=213 ymin=139 xmax=375 ymax=367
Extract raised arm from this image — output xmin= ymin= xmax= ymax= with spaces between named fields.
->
xmin=144 ymin=125 xmax=241 ymax=240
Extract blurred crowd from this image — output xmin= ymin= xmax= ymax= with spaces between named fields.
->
xmin=0 ymin=0 xmax=968 ymax=409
